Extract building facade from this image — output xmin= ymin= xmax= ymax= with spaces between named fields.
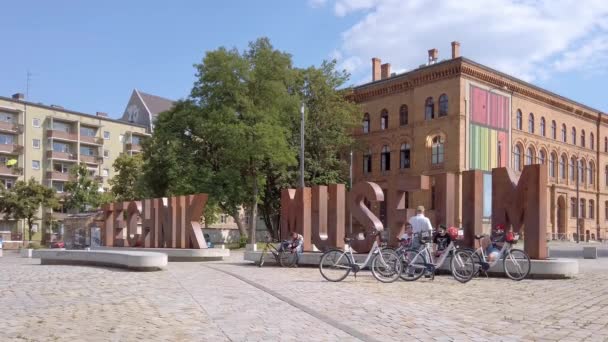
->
xmin=352 ymin=42 xmax=608 ymax=242
xmin=0 ymin=93 xmax=150 ymax=242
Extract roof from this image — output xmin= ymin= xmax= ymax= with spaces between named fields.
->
xmin=136 ymin=90 xmax=174 ymax=119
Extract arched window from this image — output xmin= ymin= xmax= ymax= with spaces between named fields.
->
xmin=538 ymin=150 xmax=546 ymax=165
xmin=580 ymin=199 xmax=586 ymax=218
xmin=525 ymin=147 xmax=534 ymax=165
xmin=399 ymin=105 xmax=408 ymax=126
xmin=572 ymin=127 xmax=577 ymax=145
xmin=514 ymin=145 xmax=522 ymax=171
xmin=363 ymin=113 xmax=370 ymax=134
xmin=581 ymin=130 xmax=586 ymax=148
xmin=528 ymin=113 xmax=535 ymax=133
xmin=605 ymin=165 xmax=608 ymax=186
xmin=590 ymin=133 xmax=595 ymax=150
xmin=438 ymin=94 xmax=448 ymax=117
xmin=579 ymin=159 xmax=585 ymax=183
xmin=559 ymin=154 xmax=566 ymax=179
xmin=551 ymin=120 xmax=556 ymax=139
xmin=589 ymin=162 xmax=595 ymax=185
xmin=590 ymin=200 xmax=595 ymax=219
xmin=571 ymin=198 xmax=577 ymax=218
xmin=540 ymin=117 xmax=546 ymax=136
xmin=431 ymin=136 xmax=444 ymax=164
xmin=381 ymin=145 xmax=391 ymax=171
xmin=425 ymin=97 xmax=434 ymax=120
xmin=363 ymin=149 xmax=372 ymax=173
xmin=570 ymin=157 xmax=576 ymax=181
xmin=400 ymin=143 xmax=411 ymax=169
xmin=380 ymin=109 xmax=388 ymax=130
xmin=562 ymin=124 xmax=567 ymax=142
xmin=516 ymin=110 xmax=522 ymax=130
xmin=549 ymin=152 xmax=556 ymax=178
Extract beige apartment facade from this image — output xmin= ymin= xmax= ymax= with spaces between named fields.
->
xmin=352 ymin=42 xmax=608 ymax=242
xmin=0 ymin=93 xmax=149 ymax=242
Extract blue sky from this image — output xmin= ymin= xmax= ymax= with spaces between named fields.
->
xmin=2 ymin=0 xmax=607 ymax=118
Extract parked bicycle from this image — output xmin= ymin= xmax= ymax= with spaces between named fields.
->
xmin=469 ymin=233 xmax=531 ymax=280
xmin=319 ymin=231 xmax=402 ymax=283
xmin=398 ymin=232 xmax=476 ymax=283
xmin=258 ymin=236 xmax=298 ymax=268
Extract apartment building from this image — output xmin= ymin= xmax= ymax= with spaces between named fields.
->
xmin=0 ymin=93 xmax=150 ymax=241
xmin=352 ymin=42 xmax=608 ymax=242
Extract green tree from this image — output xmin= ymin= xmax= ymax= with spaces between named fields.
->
xmin=0 ymin=178 xmax=58 ymax=243
xmin=64 ymin=163 xmax=106 ymax=213
xmin=109 ymin=153 xmax=146 ymax=201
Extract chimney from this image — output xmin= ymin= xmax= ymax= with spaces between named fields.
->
xmin=372 ymin=57 xmax=381 ymax=81
xmin=380 ymin=63 xmax=391 ymax=80
xmin=11 ymin=93 xmax=24 ymax=101
xmin=428 ymin=48 xmax=438 ymax=64
xmin=451 ymin=41 xmax=461 ymax=59
xmin=96 ymin=112 xmax=108 ymax=117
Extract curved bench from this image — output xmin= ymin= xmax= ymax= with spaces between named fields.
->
xmin=33 ymin=249 xmax=167 ymax=271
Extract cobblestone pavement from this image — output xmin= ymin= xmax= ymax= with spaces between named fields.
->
xmin=1 ymin=251 xmax=607 ymax=342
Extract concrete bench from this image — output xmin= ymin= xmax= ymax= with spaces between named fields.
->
xmin=33 ymin=249 xmax=167 ymax=271
xmin=583 ymin=247 xmax=598 ymax=259
xmin=92 ymin=247 xmax=229 ymax=261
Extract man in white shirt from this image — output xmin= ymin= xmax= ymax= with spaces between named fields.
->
xmin=408 ymin=206 xmax=433 ymax=249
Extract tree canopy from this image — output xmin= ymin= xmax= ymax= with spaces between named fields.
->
xmin=109 ymin=153 xmax=147 ymax=202
xmin=64 ymin=163 xmax=109 ymax=213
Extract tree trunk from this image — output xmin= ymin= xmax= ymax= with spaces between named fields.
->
xmin=230 ymin=209 xmax=248 ymax=240
xmin=249 ymin=175 xmax=258 ymax=244
xmin=27 ymin=218 xmax=33 ymax=244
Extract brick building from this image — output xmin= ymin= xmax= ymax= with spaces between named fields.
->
xmin=352 ymin=42 xmax=608 ymax=241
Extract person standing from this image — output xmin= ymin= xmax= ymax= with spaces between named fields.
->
xmin=409 ymin=205 xmax=433 ymax=249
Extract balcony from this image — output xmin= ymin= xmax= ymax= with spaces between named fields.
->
xmin=94 ymin=175 xmax=104 ymax=182
xmin=0 ymin=165 xmax=23 ymax=177
xmin=46 ymin=171 xmax=71 ymax=181
xmin=0 ymin=144 xmax=23 ymax=154
xmin=80 ymin=154 xmax=102 ymax=165
xmin=47 ymin=150 xmax=77 ymax=161
xmin=80 ymin=135 xmax=104 ymax=145
xmin=0 ymin=121 xmax=23 ymax=134
xmin=126 ymin=143 xmax=142 ymax=153
xmin=47 ymin=130 xmax=78 ymax=142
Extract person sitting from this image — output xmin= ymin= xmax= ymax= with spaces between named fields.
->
xmin=486 ymin=224 xmax=507 ymax=262
xmin=398 ymin=224 xmax=413 ymax=248
xmin=279 ymin=231 xmax=304 ymax=266
xmin=433 ymin=225 xmax=452 ymax=257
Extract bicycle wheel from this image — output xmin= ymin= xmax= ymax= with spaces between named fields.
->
xmin=258 ymin=247 xmax=267 ymax=267
xmin=400 ymin=248 xmax=426 ymax=281
xmin=450 ymin=249 xmax=476 ymax=283
xmin=319 ymin=249 xmax=352 ymax=282
xmin=503 ymin=248 xmax=531 ymax=281
xmin=371 ymin=248 xmax=402 ymax=283
xmin=279 ymin=250 xmax=298 ymax=268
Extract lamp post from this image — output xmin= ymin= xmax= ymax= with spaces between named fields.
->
xmin=576 ymin=158 xmax=580 ymax=243
xmin=299 ymin=103 xmax=305 ymax=188
xmin=349 ymin=150 xmax=353 ymax=234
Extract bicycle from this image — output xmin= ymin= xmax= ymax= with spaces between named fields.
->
xmin=258 ymin=236 xmax=298 ymax=268
xmin=318 ymin=231 xmax=402 ymax=283
xmin=398 ymin=232 xmax=476 ymax=283
xmin=469 ymin=233 xmax=531 ymax=281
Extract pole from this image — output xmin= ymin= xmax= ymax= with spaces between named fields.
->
xmin=349 ymin=150 xmax=353 ymax=234
xmin=576 ymin=158 xmax=580 ymax=243
xmin=299 ymin=103 xmax=305 ymax=188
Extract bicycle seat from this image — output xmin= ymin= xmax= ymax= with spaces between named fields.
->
xmin=344 ymin=237 xmax=352 ymax=243
xmin=474 ymin=234 xmax=486 ymax=240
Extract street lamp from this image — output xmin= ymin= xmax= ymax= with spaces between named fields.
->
xmin=299 ymin=103 xmax=305 ymax=188
xmin=349 ymin=150 xmax=353 ymax=234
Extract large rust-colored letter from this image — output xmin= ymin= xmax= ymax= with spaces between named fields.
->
xmin=462 ymin=170 xmax=484 ymax=248
xmin=492 ymin=164 xmax=548 ymax=259
xmin=348 ymin=181 xmax=384 ymax=253
xmin=311 ymin=184 xmax=345 ymax=251
xmin=185 ymin=194 xmax=208 ymax=249
xmin=280 ymin=188 xmax=312 ymax=250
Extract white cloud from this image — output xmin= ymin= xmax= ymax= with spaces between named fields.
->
xmin=313 ymin=0 xmax=608 ymax=83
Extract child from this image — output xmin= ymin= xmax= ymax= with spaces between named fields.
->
xmin=433 ymin=225 xmax=452 ymax=257
xmin=398 ymin=224 xmax=413 ymax=248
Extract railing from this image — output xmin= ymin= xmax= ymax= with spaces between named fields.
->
xmin=0 ymin=143 xmax=23 ymax=154
xmin=80 ymin=135 xmax=104 ymax=145
xmin=0 ymin=165 xmax=23 ymax=176
xmin=126 ymin=143 xmax=142 ymax=152
xmin=46 ymin=171 xmax=71 ymax=181
xmin=80 ymin=154 xmax=100 ymax=164
xmin=46 ymin=150 xmax=77 ymax=161
xmin=0 ymin=121 xmax=23 ymax=133
xmin=47 ymin=130 xmax=78 ymax=141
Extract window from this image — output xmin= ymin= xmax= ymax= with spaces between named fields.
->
xmin=52 ymin=181 xmax=65 ymax=193
xmin=380 ymin=109 xmax=388 ymax=130
xmin=572 ymin=127 xmax=576 ymax=145
xmin=589 ymin=162 xmax=595 ymax=185
xmin=80 ymin=146 xmax=96 ymax=156
xmin=131 ymin=135 xmax=142 ymax=145
xmin=562 ymin=124 xmax=567 ymax=142
xmin=1 ymin=179 xmax=14 ymax=189
xmin=53 ymin=142 xmax=70 ymax=153
xmin=438 ymin=94 xmax=448 ymax=117
xmin=52 ymin=121 xmax=71 ymax=133
xmin=102 ymin=168 xmax=109 ymax=177
xmin=549 ymin=152 xmax=556 ymax=178
xmin=80 ymin=126 xmax=96 ymax=137
xmin=590 ymin=133 xmax=594 ymax=150
xmin=551 ymin=121 xmax=556 ymax=139
xmin=103 ymin=150 xmax=110 ymax=158
xmin=431 ymin=136 xmax=444 ymax=164
xmin=590 ymin=200 xmax=595 ymax=219
xmin=363 ymin=150 xmax=372 ymax=174
xmin=560 ymin=155 xmax=566 ymax=179
xmin=528 ymin=113 xmax=534 ymax=133
xmin=580 ymin=199 xmax=586 ymax=218
xmin=32 ymin=139 xmax=40 ymax=149
xmin=605 ymin=165 xmax=608 ymax=186
xmin=381 ymin=145 xmax=391 ymax=171
xmin=525 ymin=147 xmax=534 ymax=165
xmin=605 ymin=201 xmax=608 ymax=220
xmin=581 ymin=130 xmax=586 ymax=148
xmin=514 ymin=145 xmax=522 ymax=171
xmin=379 ymin=189 xmax=388 ymax=227
xmin=425 ymin=97 xmax=434 ymax=120
xmin=32 ymin=224 xmax=38 ymax=233
xmin=540 ymin=117 xmax=545 ymax=136
xmin=119 ymin=134 xmax=125 ymax=143
xmin=32 ymin=118 xmax=40 ymax=128
xmin=538 ymin=150 xmax=546 ymax=165
xmin=571 ymin=198 xmax=577 ymax=218
xmin=516 ymin=110 xmax=522 ymax=130
xmin=32 ymin=160 xmax=40 ymax=170
xmin=399 ymin=105 xmax=408 ymax=126
xmin=579 ymin=160 xmax=585 ymax=183
xmin=605 ymin=137 xmax=608 ymax=152
xmin=362 ymin=113 xmax=370 ymax=134
xmin=54 ymin=163 xmax=69 ymax=173
xmin=0 ymin=134 xmax=14 ymax=145
xmin=570 ymin=157 xmax=576 ymax=181
xmin=103 ymin=131 xmax=110 ymax=140
xmin=400 ymin=143 xmax=411 ymax=169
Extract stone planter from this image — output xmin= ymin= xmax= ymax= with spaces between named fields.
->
xmin=20 ymin=248 xmax=33 ymax=258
